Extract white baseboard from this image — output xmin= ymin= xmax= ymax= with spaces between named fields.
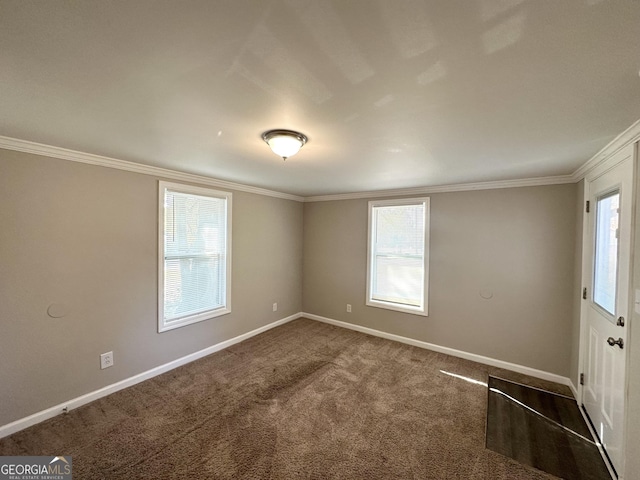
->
xmin=568 ymin=380 xmax=579 ymax=401
xmin=303 ymin=312 xmax=574 ymax=390
xmin=0 ymin=312 xmax=302 ymax=439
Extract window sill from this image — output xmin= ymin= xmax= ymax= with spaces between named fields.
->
xmin=159 ymin=307 xmax=231 ymax=333
xmin=366 ymin=299 xmax=428 ymax=317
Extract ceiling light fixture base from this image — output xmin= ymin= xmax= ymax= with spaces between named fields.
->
xmin=262 ymin=129 xmax=308 ymax=161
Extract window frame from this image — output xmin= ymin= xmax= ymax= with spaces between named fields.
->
xmin=158 ymin=181 xmax=232 ymax=333
xmin=366 ymin=197 xmax=430 ymax=317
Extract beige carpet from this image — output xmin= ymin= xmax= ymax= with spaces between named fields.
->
xmin=0 ymin=318 xmax=570 ymax=479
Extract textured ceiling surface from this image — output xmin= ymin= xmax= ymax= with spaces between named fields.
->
xmin=1 ymin=0 xmax=639 ymax=196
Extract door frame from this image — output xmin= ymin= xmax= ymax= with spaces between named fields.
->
xmin=577 ymin=142 xmax=637 ymax=478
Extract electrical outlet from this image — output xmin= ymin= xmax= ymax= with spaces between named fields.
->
xmin=273 ymin=302 xmax=278 ymax=312
xmin=346 ymin=304 xmax=352 ymax=313
xmin=100 ymin=351 xmax=114 ymax=370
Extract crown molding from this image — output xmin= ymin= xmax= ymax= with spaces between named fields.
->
xmin=0 ymin=136 xmax=305 ymax=202
xmin=571 ymin=118 xmax=640 ymax=182
xmin=304 ymin=118 xmax=640 ymax=202
xmin=303 ymin=174 xmax=576 ymax=202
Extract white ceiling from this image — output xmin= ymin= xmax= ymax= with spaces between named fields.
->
xmin=1 ymin=0 xmax=639 ymax=197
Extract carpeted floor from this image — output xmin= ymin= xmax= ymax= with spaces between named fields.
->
xmin=0 ymin=318 xmax=574 ymax=479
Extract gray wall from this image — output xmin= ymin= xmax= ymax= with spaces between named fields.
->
xmin=303 ymin=184 xmax=578 ymax=376
xmin=0 ymin=149 xmax=303 ymax=426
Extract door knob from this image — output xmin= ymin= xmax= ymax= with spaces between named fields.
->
xmin=607 ymin=337 xmax=624 ymax=349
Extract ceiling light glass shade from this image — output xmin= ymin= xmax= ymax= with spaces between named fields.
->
xmin=262 ymin=129 xmax=308 ymax=160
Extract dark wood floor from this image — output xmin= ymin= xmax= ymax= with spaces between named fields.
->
xmin=486 ymin=376 xmax=611 ymax=480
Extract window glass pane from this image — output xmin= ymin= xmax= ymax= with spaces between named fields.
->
xmin=164 ymin=256 xmax=225 ymax=321
xmin=593 ymin=192 xmax=619 ymax=315
xmin=372 ymin=204 xmax=424 ymax=307
xmin=165 ymin=191 xmax=225 ymax=257
xmin=373 ymin=255 xmax=423 ymax=306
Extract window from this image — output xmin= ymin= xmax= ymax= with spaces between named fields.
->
xmin=367 ymin=197 xmax=430 ymax=316
xmin=158 ymin=181 xmax=232 ymax=332
xmin=593 ymin=190 xmax=619 ymax=315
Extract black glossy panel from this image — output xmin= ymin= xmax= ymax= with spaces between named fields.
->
xmin=486 ymin=377 xmax=611 ymax=480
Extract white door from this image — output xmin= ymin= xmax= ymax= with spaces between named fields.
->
xmin=582 ymin=146 xmax=634 ymax=476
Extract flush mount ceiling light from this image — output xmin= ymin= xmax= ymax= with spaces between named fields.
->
xmin=262 ymin=129 xmax=308 ymax=161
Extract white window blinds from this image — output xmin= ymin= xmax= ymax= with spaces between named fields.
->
xmin=367 ymin=198 xmax=429 ymax=316
xmin=159 ymin=182 xmax=231 ymax=332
